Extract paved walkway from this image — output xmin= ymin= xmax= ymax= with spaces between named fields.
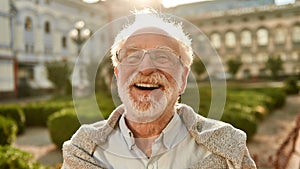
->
xmin=247 ymin=95 xmax=300 ymax=168
xmin=13 ymin=127 xmax=62 ymax=167
xmin=286 ymin=130 xmax=300 ymax=169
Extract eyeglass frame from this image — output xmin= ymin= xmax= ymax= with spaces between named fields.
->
xmin=115 ymin=47 xmax=184 ymax=69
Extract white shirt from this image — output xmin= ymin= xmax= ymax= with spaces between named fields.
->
xmin=93 ymin=113 xmax=211 ymax=169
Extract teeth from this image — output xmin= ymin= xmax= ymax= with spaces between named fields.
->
xmin=135 ymin=83 xmax=160 ymax=88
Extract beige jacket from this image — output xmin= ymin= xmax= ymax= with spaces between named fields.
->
xmin=62 ymin=104 xmax=257 ymax=169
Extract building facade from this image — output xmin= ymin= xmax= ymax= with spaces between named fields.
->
xmin=169 ymin=0 xmax=300 ymax=79
xmin=1 ymin=0 xmax=300 ymax=98
xmin=0 ymin=0 xmax=110 ymax=97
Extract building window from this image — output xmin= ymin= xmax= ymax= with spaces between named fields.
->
xmin=210 ymin=33 xmax=221 ymax=49
xmin=25 ymin=17 xmax=32 ymax=31
xmin=241 ymin=53 xmax=253 ymax=63
xmin=292 ymin=24 xmax=300 ymax=43
xmin=291 ymin=51 xmax=299 ymax=61
xmin=241 ymin=30 xmax=252 ymax=47
xmin=45 ymin=21 xmax=51 ymax=34
xmin=225 ymin=31 xmax=236 ymax=48
xmin=257 ymin=28 xmax=269 ymax=46
xmin=44 ymin=46 xmax=52 ymax=55
xmin=62 ymin=36 xmax=67 ymax=48
xmin=279 ymin=53 xmax=287 ymax=61
xmin=25 ymin=44 xmax=34 ymax=54
xmin=274 ymin=25 xmax=286 ymax=45
xmin=257 ymin=53 xmax=268 ymax=62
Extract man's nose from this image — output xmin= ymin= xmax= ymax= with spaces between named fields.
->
xmin=137 ymin=53 xmax=157 ymax=75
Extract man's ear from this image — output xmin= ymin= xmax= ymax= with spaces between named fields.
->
xmin=114 ymin=67 xmax=119 ymax=79
xmin=179 ymin=67 xmax=190 ymax=95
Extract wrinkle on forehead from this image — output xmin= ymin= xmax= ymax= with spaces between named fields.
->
xmin=128 ymin=27 xmax=179 ymax=43
xmin=124 ymin=27 xmax=181 ymax=54
xmin=131 ymin=27 xmax=170 ymax=36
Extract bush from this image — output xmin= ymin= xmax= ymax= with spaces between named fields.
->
xmin=222 ymin=104 xmax=258 ymax=139
xmin=226 ymin=90 xmax=272 ymax=119
xmin=0 ymin=115 xmax=18 ymax=146
xmin=255 ymin=87 xmax=286 ymax=110
xmin=0 ymin=105 xmax=26 ymax=134
xmin=22 ymin=101 xmax=72 ymax=126
xmin=0 ymin=146 xmax=47 ymax=169
xmin=284 ymin=77 xmax=299 ymax=95
xmin=47 ymin=108 xmax=80 ymax=148
xmin=96 ymin=91 xmax=116 ymax=119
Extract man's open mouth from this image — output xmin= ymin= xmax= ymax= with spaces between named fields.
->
xmin=134 ymin=83 xmax=161 ymax=90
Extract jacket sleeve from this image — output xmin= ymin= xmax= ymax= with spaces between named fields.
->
xmin=241 ymin=146 xmax=257 ymax=169
xmin=61 ymin=127 xmax=107 ymax=169
xmin=226 ymin=145 xmax=257 ymax=169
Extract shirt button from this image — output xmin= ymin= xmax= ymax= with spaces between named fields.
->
xmin=148 ymin=163 xmax=153 ymax=169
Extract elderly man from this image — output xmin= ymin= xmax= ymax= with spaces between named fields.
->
xmin=62 ymin=11 xmax=256 ymax=169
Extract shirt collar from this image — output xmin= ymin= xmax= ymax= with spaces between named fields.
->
xmin=161 ymin=112 xmax=188 ymax=149
xmin=119 ymin=114 xmax=135 ymax=150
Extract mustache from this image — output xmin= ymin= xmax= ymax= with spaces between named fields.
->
xmin=130 ymin=72 xmax=168 ymax=87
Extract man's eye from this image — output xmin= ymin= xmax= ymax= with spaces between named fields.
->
xmin=155 ymin=54 xmax=170 ymax=63
xmin=125 ymin=54 xmax=141 ymax=63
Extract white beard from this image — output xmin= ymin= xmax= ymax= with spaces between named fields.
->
xmin=117 ymin=72 xmax=173 ymax=123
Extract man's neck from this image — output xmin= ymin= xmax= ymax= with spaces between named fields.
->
xmin=124 ymin=109 xmax=175 ymax=158
xmin=125 ymin=109 xmax=174 ymax=138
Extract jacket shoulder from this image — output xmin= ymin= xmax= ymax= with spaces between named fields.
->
xmin=193 ymin=116 xmax=253 ymax=168
xmin=177 ymin=104 xmax=254 ymax=168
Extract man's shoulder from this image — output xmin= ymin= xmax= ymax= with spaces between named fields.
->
xmin=70 ymin=120 xmax=110 ymax=143
xmin=193 ymin=115 xmax=247 ymax=150
xmin=178 ymin=104 xmax=249 ymax=168
xmin=177 ymin=103 xmax=247 ymax=141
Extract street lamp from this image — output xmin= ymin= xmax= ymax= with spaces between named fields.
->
xmin=69 ymin=20 xmax=91 ymax=96
xmin=69 ymin=20 xmax=91 ymax=55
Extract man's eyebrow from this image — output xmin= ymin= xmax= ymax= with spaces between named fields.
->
xmin=125 ymin=44 xmax=138 ymax=48
xmin=155 ymin=46 xmax=176 ymax=52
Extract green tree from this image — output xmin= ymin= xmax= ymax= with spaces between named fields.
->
xmin=46 ymin=61 xmax=71 ymax=94
xmin=226 ymin=58 xmax=242 ymax=79
xmin=191 ymin=56 xmax=206 ymax=78
xmin=265 ymin=56 xmax=283 ymax=80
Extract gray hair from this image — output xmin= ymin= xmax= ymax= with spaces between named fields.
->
xmin=111 ymin=9 xmax=193 ymax=67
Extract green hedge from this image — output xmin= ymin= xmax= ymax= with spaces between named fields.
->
xmin=47 ymin=108 xmax=80 ymax=148
xmin=222 ymin=104 xmax=258 ymax=139
xmin=247 ymin=87 xmax=286 ymax=110
xmin=0 ymin=115 xmax=18 ymax=146
xmin=0 ymin=146 xmax=47 ymax=169
xmin=22 ymin=101 xmax=72 ymax=126
xmin=283 ymin=77 xmax=299 ymax=95
xmin=96 ymin=91 xmax=115 ymax=119
xmin=0 ymin=105 xmax=25 ymax=134
xmin=197 ymin=86 xmax=286 ymax=139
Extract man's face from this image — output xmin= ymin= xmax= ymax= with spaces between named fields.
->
xmin=115 ymin=29 xmax=189 ymax=123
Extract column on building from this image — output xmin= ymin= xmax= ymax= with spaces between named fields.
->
xmin=14 ymin=18 xmax=24 ymax=55
xmin=0 ymin=0 xmax=15 ymax=96
xmin=35 ymin=18 xmax=44 ymax=58
xmin=0 ymin=10 xmax=10 ymax=55
xmin=53 ymin=27 xmax=62 ymax=59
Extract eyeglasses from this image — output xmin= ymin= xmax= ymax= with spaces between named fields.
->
xmin=116 ymin=47 xmax=182 ymax=68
